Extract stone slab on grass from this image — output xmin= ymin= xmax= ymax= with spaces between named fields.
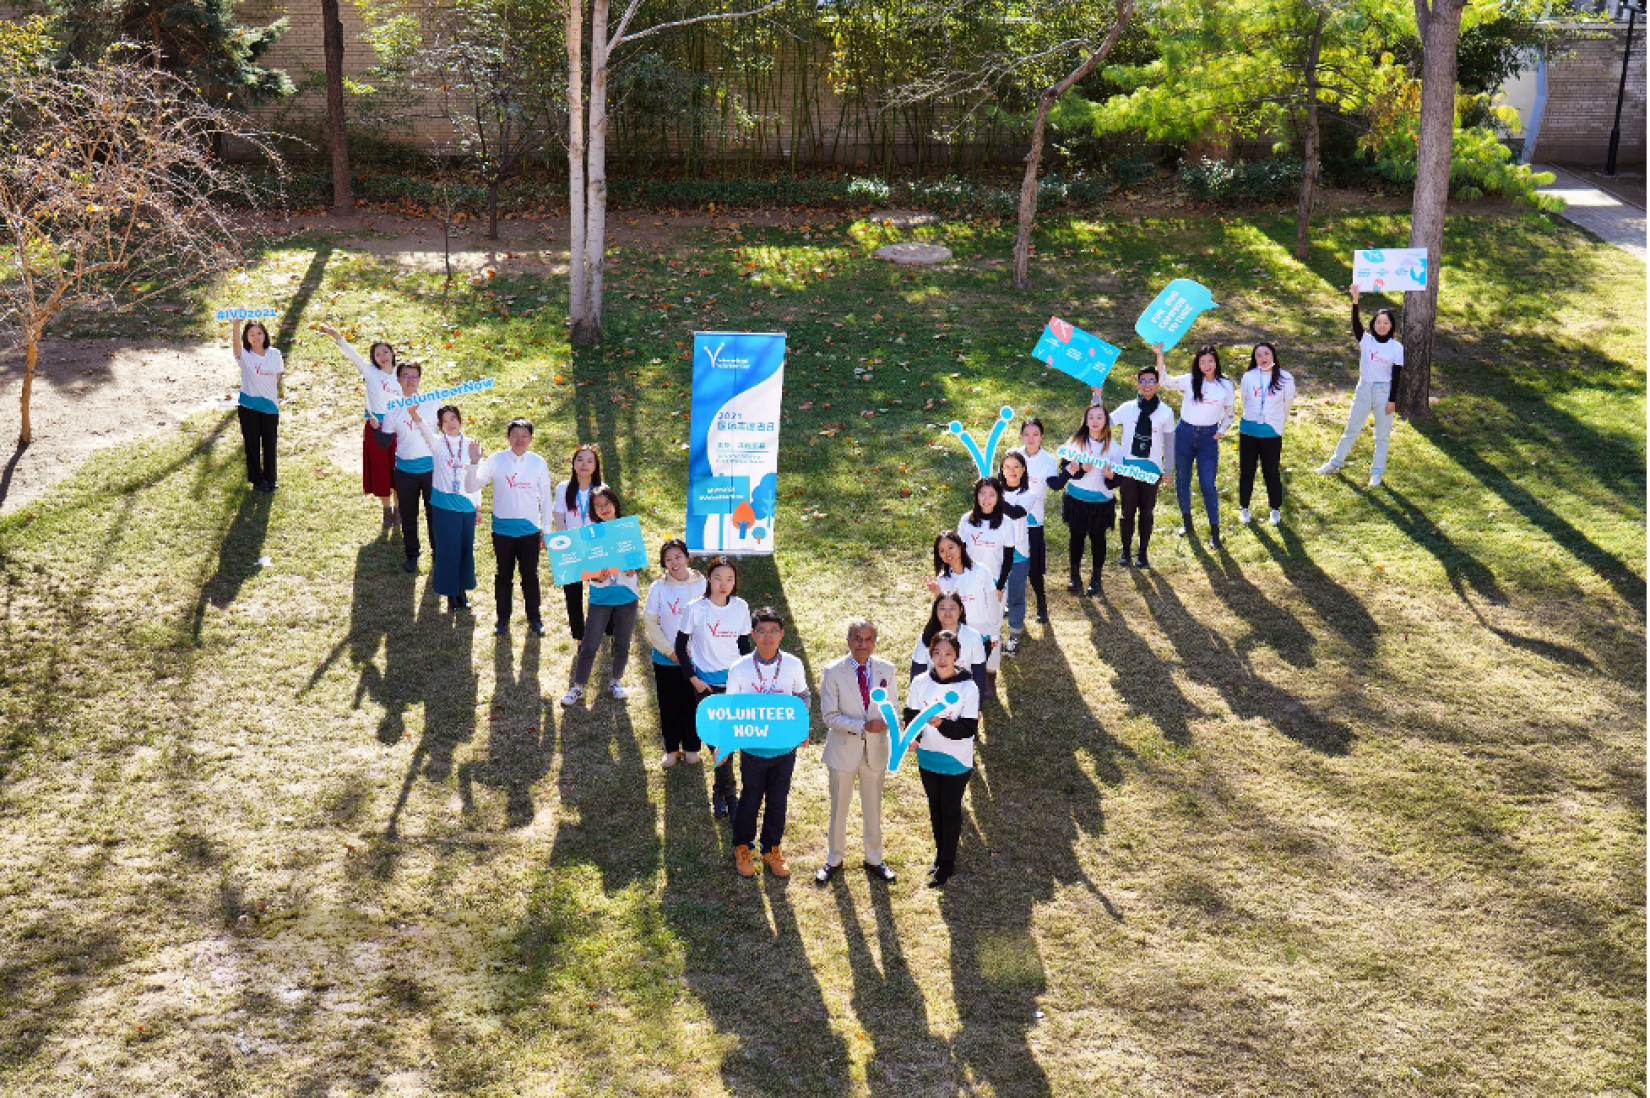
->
xmin=873 ymin=242 xmax=953 ymax=266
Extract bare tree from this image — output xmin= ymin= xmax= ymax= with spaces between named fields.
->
xmin=321 ymin=0 xmax=355 ymax=212
xmin=0 ymin=56 xmax=280 ymax=444
xmin=567 ymin=0 xmax=784 ymax=344
xmin=1398 ymin=0 xmax=1467 ymax=422
xmin=1011 ymin=0 xmax=1132 ymax=289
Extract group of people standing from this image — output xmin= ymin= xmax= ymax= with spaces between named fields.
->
xmin=222 ymin=287 xmax=1401 ymax=889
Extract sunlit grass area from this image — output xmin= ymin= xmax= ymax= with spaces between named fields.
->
xmin=0 ymin=205 xmax=1642 ymax=1096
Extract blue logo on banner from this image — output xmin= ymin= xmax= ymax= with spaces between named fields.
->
xmin=1134 ymin=279 xmax=1218 ymax=352
xmin=697 ymin=694 xmax=810 ymax=758
xmin=1032 ymin=317 xmax=1120 ymax=389
xmin=948 ymin=406 xmax=1015 ymax=478
xmin=546 ymin=515 xmax=649 ymax=587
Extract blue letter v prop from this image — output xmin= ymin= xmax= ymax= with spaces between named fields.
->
xmin=873 ymin=686 xmax=961 ymax=774
xmin=947 ymin=405 xmax=1015 ymax=478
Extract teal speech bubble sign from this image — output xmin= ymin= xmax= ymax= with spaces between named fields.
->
xmin=1134 ymin=279 xmax=1218 ymax=352
xmin=696 ymin=694 xmax=810 ymax=759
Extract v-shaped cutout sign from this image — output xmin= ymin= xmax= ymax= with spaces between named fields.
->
xmin=947 ymin=405 xmax=1015 ymax=478
xmin=872 ymin=686 xmax=961 ymax=774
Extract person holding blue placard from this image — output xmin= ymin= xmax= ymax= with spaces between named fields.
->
xmin=384 ymin=363 xmax=436 ymax=573
xmin=643 ymin=540 xmax=707 ymax=769
xmin=1110 ymin=365 xmax=1176 ymax=569
xmin=1237 ymin=342 xmax=1297 ymax=526
xmin=906 ymin=630 xmax=980 ymax=889
xmin=956 ymin=477 xmax=1020 ymax=669
xmin=561 ymin=488 xmax=641 ymax=708
xmin=909 ymin=593 xmax=988 ymax=685
xmin=466 ymin=418 xmax=555 ymax=636
xmin=1009 ymin=418 xmax=1056 ymax=624
xmin=228 ymin=317 xmax=283 ymax=493
xmin=724 ymin=607 xmax=811 ymax=878
xmin=1318 ymin=285 xmax=1404 ymax=488
xmin=407 ymin=403 xmax=480 ymax=611
xmin=552 ymin=444 xmax=608 ymax=642
xmin=319 ymin=323 xmax=403 ymax=532
xmin=1047 ymin=404 xmax=1121 ymax=596
xmin=1154 ymin=343 xmax=1235 ymax=550
xmin=675 ymin=557 xmax=754 ymax=819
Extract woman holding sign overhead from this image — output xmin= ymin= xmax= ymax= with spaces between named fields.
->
xmin=319 ymin=323 xmax=403 ymax=532
xmin=229 ymin=316 xmax=283 ymax=493
xmin=1318 ymin=285 xmax=1403 ymax=488
xmin=1156 ymin=343 xmax=1234 ymax=550
xmin=905 ymin=630 xmax=980 ymax=889
xmin=562 ymin=487 xmax=640 ymax=708
xmin=408 ymin=403 xmax=479 ymax=611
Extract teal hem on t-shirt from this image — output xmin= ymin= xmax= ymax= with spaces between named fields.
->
xmin=915 ymin=748 xmax=972 ymax=775
xmin=492 ymin=516 xmax=539 ymax=537
xmin=588 ymin=587 xmax=638 ymax=607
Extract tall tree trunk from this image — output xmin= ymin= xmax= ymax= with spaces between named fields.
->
xmin=487 ymin=180 xmax=500 ymax=240
xmin=1013 ymin=0 xmax=1132 ymax=290
xmin=19 ymin=328 xmax=37 ymax=445
xmin=1293 ymin=10 xmax=1325 ymax=261
xmin=1400 ymin=0 xmax=1465 ymax=422
xmin=568 ymin=0 xmax=587 ymax=339
xmin=321 ymin=0 xmax=353 ymax=213
xmin=573 ymin=0 xmax=609 ymax=345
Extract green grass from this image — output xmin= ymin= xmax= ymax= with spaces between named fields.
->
xmin=0 ymin=205 xmax=1643 ymax=1096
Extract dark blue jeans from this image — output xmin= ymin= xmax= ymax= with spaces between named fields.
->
xmin=734 ymin=750 xmax=797 ymax=853
xmin=1174 ymin=422 xmax=1221 ymax=530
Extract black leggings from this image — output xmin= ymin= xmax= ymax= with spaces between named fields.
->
xmin=920 ymin=767 xmax=970 ymax=874
xmin=562 ymin=581 xmax=586 ymax=641
xmin=1239 ymin=434 xmax=1284 ymax=510
xmin=1027 ymin=526 xmax=1047 ymax=613
xmin=236 ymin=405 xmax=277 ymax=486
xmin=1064 ymin=496 xmax=1114 ymax=585
xmin=1117 ymin=478 xmax=1160 ymax=558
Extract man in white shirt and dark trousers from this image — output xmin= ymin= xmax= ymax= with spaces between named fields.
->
xmin=466 ymin=418 xmax=554 ymax=636
xmin=724 ymin=607 xmax=810 ymax=878
xmin=815 ymin=618 xmax=897 ymax=884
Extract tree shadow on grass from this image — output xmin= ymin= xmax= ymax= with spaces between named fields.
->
xmin=458 ymin=631 xmax=551 ymax=830
xmin=272 ymin=242 xmax=335 ymax=356
xmin=1252 ymin=519 xmax=1382 ymax=655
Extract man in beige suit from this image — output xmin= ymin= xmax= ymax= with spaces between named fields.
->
xmin=816 ymin=618 xmax=898 ymax=884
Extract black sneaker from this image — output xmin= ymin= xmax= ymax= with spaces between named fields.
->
xmin=1086 ymin=583 xmax=1102 ymax=597
xmin=493 ymin=622 xmax=508 ymax=636
xmin=1135 ymin=554 xmax=1152 ymax=570
xmin=1117 ymin=554 xmax=1133 ymax=568
xmin=1034 ymin=609 xmax=1049 ymax=624
xmin=403 ymin=558 xmax=417 ymax=573
xmin=1208 ymin=533 xmax=1223 ymax=551
xmin=1066 ymin=580 xmax=1083 ymax=594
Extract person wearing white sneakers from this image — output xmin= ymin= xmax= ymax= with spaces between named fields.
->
xmin=561 ymin=487 xmax=639 ymax=708
xmin=1237 ymin=341 xmax=1297 ymax=528
xmin=1319 ymin=284 xmax=1403 ymax=488
xmin=816 ymin=618 xmax=897 ymax=885
xmin=642 ymin=539 xmax=706 ymax=769
xmin=1155 ymin=342 xmax=1235 ymax=550
xmin=724 ymin=607 xmax=810 ymax=879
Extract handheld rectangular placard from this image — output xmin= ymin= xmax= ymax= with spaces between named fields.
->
xmin=1352 ymin=248 xmax=1428 ymax=293
xmin=1031 ymin=317 xmax=1120 ymax=389
xmin=546 ymin=515 xmax=648 ymax=587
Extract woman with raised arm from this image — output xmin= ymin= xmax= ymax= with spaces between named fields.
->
xmin=1157 ymin=342 xmax=1235 ymax=550
xmin=318 ymin=323 xmax=403 ymax=530
xmin=229 ymin=317 xmax=283 ymax=493
xmin=1318 ymin=284 xmax=1403 ymax=488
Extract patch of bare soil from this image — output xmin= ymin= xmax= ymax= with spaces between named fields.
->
xmin=0 ymin=337 xmax=230 ymax=514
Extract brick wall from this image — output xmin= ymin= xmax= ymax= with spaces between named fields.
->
xmin=1534 ymin=22 xmax=1647 ymax=168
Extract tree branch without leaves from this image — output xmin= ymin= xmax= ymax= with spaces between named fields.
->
xmin=609 ymin=0 xmax=785 ymax=51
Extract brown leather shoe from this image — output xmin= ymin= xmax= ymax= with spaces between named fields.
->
xmin=761 ymin=847 xmax=790 ymax=878
xmin=734 ymin=844 xmax=756 ymax=877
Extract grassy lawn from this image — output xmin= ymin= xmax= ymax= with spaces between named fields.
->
xmin=0 ymin=204 xmax=1643 ymax=1096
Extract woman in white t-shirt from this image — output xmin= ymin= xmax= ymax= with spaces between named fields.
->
xmin=230 ymin=318 xmax=283 ymax=493
xmin=955 ymin=477 xmax=1017 ymax=664
xmin=552 ymin=443 xmax=608 ymax=643
xmin=1237 ymin=341 xmax=1297 ymax=526
xmin=1046 ymin=403 xmax=1122 ymax=596
xmin=1009 ymin=417 xmax=1057 ymax=625
xmin=643 ymin=539 xmax=707 ymax=769
xmin=925 ymin=531 xmax=999 ymax=689
xmin=318 ymin=322 xmax=402 ymax=530
xmin=905 ymin=630 xmax=981 ymax=889
xmin=909 ymin=592 xmax=988 ymax=684
xmin=1157 ymin=342 xmax=1235 ymax=550
xmin=995 ymin=453 xmax=1036 ymax=654
xmin=1319 ymin=284 xmax=1404 ymax=488
xmin=675 ymin=556 xmax=754 ymax=818
xmin=408 ymin=402 xmax=481 ymax=612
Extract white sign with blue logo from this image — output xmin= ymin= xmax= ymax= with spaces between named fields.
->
xmin=1134 ymin=279 xmax=1218 ymax=352
xmin=216 ymin=306 xmax=278 ymax=321
xmin=1031 ymin=317 xmax=1120 ymax=389
xmin=688 ymin=332 xmax=786 ymax=555
xmin=1352 ymin=248 xmax=1428 ymax=293
xmin=869 ymin=686 xmax=962 ymax=774
xmin=546 ymin=515 xmax=649 ymax=587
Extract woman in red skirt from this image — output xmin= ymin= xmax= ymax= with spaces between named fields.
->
xmin=320 ymin=323 xmax=403 ymax=531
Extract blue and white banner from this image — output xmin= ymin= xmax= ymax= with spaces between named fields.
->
xmin=1055 ymin=444 xmax=1161 ymax=484
xmin=687 ymin=332 xmax=785 ymax=555
xmin=1353 ymin=248 xmax=1427 ymax=293
xmin=546 ymin=515 xmax=649 ymax=587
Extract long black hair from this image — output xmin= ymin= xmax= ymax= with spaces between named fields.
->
xmin=921 ymin=592 xmax=967 ymax=647
xmin=932 ymin=530 xmax=973 ymax=577
xmin=1190 ymin=344 xmax=1225 ymax=403
xmin=1369 ymin=307 xmax=1398 ymax=342
xmin=997 ymin=450 xmax=1028 ymax=493
xmin=1249 ymin=342 xmax=1285 ymax=395
xmin=564 ymin=443 xmax=603 ymax=512
xmin=967 ymin=476 xmax=1006 ymax=529
xmin=1067 ymin=404 xmax=1112 ymax=450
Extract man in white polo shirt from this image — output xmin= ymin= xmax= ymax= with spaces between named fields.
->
xmin=466 ymin=418 xmax=554 ymax=636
